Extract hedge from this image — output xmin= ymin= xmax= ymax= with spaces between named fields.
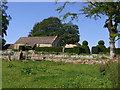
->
xmin=64 ymin=46 xmax=90 ymax=55
xmin=35 ymin=47 xmax=62 ymax=52
xmin=25 ymin=46 xmax=32 ymax=51
xmin=82 ymin=41 xmax=88 ymax=45
xmin=80 ymin=45 xmax=90 ymax=54
xmin=98 ymin=40 xmax=105 ymax=45
xmin=115 ymin=48 xmax=120 ymax=54
xmin=92 ymin=45 xmax=107 ymax=54
xmin=92 ymin=46 xmax=99 ymax=54
xmin=64 ymin=47 xmax=82 ymax=55
xmin=19 ymin=46 xmax=25 ymax=51
xmin=106 ymin=48 xmax=120 ymax=55
xmin=96 ymin=45 xmax=107 ymax=53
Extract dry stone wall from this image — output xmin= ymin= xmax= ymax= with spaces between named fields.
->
xmin=0 ymin=51 xmax=119 ymax=64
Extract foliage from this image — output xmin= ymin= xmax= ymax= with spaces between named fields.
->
xmin=2 ymin=60 xmax=113 ymax=88
xmin=28 ymin=17 xmax=80 ymax=46
xmin=80 ymin=41 xmax=90 ymax=54
xmin=99 ymin=62 xmax=119 ymax=88
xmin=35 ymin=47 xmax=62 ymax=52
xmin=107 ymin=47 xmax=120 ymax=55
xmin=0 ymin=38 xmax=6 ymax=50
xmin=115 ymin=48 xmax=120 ymax=54
xmin=92 ymin=40 xmax=107 ymax=54
xmin=82 ymin=40 xmax=88 ymax=45
xmin=92 ymin=46 xmax=99 ymax=54
xmin=21 ymin=67 xmax=34 ymax=75
xmin=81 ymin=45 xmax=90 ymax=54
xmin=96 ymin=45 xmax=107 ymax=53
xmin=64 ymin=47 xmax=82 ymax=55
xmin=19 ymin=46 xmax=25 ymax=51
xmin=98 ymin=40 xmax=105 ymax=45
xmin=1 ymin=1 xmax=11 ymax=38
xmin=56 ymin=1 xmax=120 ymax=58
xmin=25 ymin=46 xmax=32 ymax=51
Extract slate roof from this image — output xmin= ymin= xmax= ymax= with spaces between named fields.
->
xmin=14 ymin=36 xmax=57 ymax=44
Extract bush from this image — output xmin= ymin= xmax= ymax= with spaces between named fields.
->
xmin=80 ymin=45 xmax=90 ymax=54
xmin=25 ymin=46 xmax=32 ymax=51
xmin=115 ymin=48 xmax=120 ymax=55
xmin=100 ymin=47 xmax=120 ymax=55
xmin=82 ymin=40 xmax=88 ymax=45
xmin=80 ymin=41 xmax=90 ymax=54
xmin=35 ymin=47 xmax=62 ymax=52
xmin=19 ymin=46 xmax=25 ymax=51
xmin=98 ymin=40 xmax=105 ymax=45
xmin=64 ymin=47 xmax=82 ymax=55
xmin=96 ymin=45 xmax=107 ymax=53
xmin=92 ymin=46 xmax=99 ymax=54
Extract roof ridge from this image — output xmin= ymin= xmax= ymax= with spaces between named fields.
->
xmin=20 ymin=36 xmax=56 ymax=38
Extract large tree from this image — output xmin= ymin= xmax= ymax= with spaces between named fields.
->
xmin=29 ymin=17 xmax=80 ymax=46
xmin=56 ymin=1 xmax=120 ymax=59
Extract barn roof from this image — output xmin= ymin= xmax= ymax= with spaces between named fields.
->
xmin=14 ymin=36 xmax=57 ymax=44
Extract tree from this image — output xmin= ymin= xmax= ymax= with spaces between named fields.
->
xmin=29 ymin=17 xmax=80 ymax=46
xmin=1 ymin=1 xmax=11 ymax=38
xmin=0 ymin=1 xmax=11 ymax=49
xmin=0 ymin=38 xmax=6 ymax=50
xmin=56 ymin=1 xmax=120 ymax=59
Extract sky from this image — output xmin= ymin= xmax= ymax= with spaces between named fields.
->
xmin=5 ymin=2 xmax=119 ymax=48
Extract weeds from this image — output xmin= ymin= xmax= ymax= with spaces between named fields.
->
xmin=21 ymin=67 xmax=35 ymax=75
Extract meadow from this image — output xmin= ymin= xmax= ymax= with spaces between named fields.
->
xmin=2 ymin=59 xmax=119 ymax=88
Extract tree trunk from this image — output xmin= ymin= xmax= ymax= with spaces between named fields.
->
xmin=109 ymin=37 xmax=116 ymax=59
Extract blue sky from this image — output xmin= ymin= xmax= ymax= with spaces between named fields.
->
xmin=5 ymin=2 xmax=119 ymax=48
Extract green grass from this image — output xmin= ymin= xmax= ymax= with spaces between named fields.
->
xmin=2 ymin=60 xmax=115 ymax=88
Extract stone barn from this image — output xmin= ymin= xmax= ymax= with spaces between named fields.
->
xmin=14 ymin=36 xmax=58 ymax=50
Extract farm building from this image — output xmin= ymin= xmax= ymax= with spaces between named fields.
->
xmin=14 ymin=36 xmax=58 ymax=49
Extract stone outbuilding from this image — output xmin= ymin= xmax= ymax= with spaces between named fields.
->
xmin=14 ymin=36 xmax=58 ymax=50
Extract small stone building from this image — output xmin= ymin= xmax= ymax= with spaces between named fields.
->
xmin=14 ymin=36 xmax=58 ymax=50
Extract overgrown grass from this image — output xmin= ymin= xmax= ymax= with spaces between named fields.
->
xmin=2 ymin=60 xmax=119 ymax=88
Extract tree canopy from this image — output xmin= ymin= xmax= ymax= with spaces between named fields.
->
xmin=1 ymin=1 xmax=11 ymax=38
xmin=0 ymin=1 xmax=11 ymax=49
xmin=28 ymin=17 xmax=80 ymax=46
xmin=56 ymin=1 xmax=120 ymax=59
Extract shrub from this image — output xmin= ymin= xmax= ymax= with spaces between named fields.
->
xmin=80 ymin=41 xmax=90 ymax=54
xmin=92 ymin=46 xmax=99 ymax=54
xmin=115 ymin=48 xmax=120 ymax=55
xmin=96 ymin=45 xmax=107 ymax=53
xmin=19 ymin=46 xmax=25 ymax=51
xmin=25 ymin=46 xmax=32 ymax=51
xmin=35 ymin=47 xmax=62 ymax=52
xmin=64 ymin=47 xmax=81 ymax=54
xmin=82 ymin=40 xmax=88 ymax=45
xmin=80 ymin=45 xmax=90 ymax=54
xmin=98 ymin=40 xmax=105 ymax=45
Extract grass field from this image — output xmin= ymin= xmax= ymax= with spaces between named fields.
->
xmin=2 ymin=59 xmax=119 ymax=88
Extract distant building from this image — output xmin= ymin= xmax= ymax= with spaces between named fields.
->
xmin=14 ymin=36 xmax=58 ymax=49
xmin=4 ymin=44 xmax=14 ymax=50
xmin=65 ymin=43 xmax=81 ymax=48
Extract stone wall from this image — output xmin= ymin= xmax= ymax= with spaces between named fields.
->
xmin=0 ymin=52 xmax=119 ymax=64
